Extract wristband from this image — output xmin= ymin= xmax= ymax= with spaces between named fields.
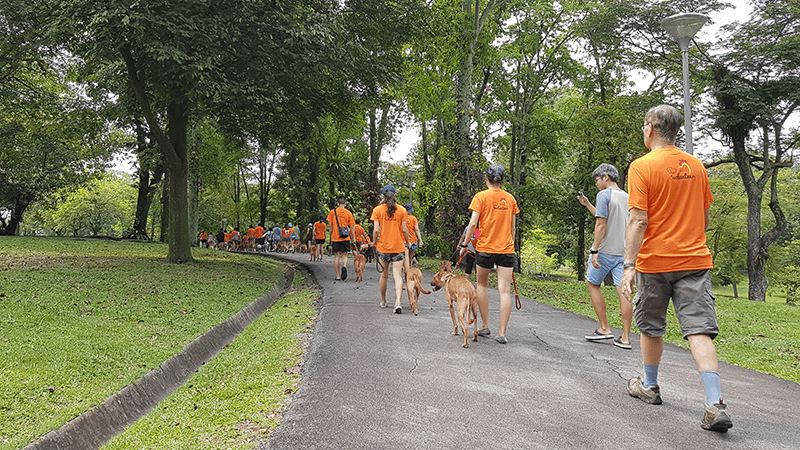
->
xmin=590 ymin=249 xmax=598 ymax=254
xmin=460 ymin=244 xmax=468 ymax=248
xmin=623 ymin=262 xmax=635 ymax=269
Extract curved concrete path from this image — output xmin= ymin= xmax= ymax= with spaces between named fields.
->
xmin=261 ymin=253 xmax=800 ymax=450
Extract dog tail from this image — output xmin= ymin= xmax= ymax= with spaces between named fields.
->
xmin=418 ymin=284 xmax=431 ymax=295
xmin=466 ymin=302 xmax=476 ymax=325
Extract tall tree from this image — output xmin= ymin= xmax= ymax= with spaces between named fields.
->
xmin=707 ymin=0 xmax=799 ymax=301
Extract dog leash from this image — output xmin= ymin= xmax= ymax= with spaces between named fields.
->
xmin=512 ymin=272 xmax=521 ymax=310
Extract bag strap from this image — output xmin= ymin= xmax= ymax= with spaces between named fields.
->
xmin=334 ymin=207 xmax=345 ymax=238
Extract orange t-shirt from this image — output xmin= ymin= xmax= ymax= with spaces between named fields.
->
xmin=406 ymin=215 xmax=419 ymax=244
xmin=628 ymin=147 xmax=714 ymax=273
xmin=327 ymin=207 xmax=355 ymax=242
xmin=468 ymin=188 xmax=519 ymax=254
xmin=370 ymin=203 xmax=408 ymax=254
xmin=254 ymin=226 xmax=265 ymax=239
xmin=314 ymin=221 xmax=327 ymax=240
xmin=224 ymin=232 xmax=231 ymax=242
xmin=247 ymin=228 xmax=255 ymax=239
xmin=199 ymin=232 xmax=207 ymax=240
xmin=354 ymin=224 xmax=371 ymax=245
xmin=282 ymin=228 xmax=291 ymax=239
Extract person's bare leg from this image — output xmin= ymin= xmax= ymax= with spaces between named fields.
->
xmin=496 ymin=266 xmax=513 ymax=337
xmin=475 ymin=266 xmax=490 ymax=330
xmin=688 ymin=334 xmax=719 ymax=373
xmin=334 ymin=253 xmax=341 ymax=279
xmin=392 ymin=261 xmax=404 ymax=307
xmin=587 ymin=282 xmax=611 ymax=334
xmin=641 ymin=334 xmax=663 ymax=366
xmin=379 ymin=259 xmax=390 ymax=305
xmin=616 ymin=285 xmax=632 ymax=343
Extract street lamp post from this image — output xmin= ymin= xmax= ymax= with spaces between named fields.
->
xmin=406 ymin=168 xmax=417 ymax=206
xmin=661 ymin=12 xmax=708 ymax=155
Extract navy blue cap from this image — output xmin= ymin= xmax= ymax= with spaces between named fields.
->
xmin=403 ymin=203 xmax=414 ymax=214
xmin=485 ymin=163 xmax=505 ymax=182
xmin=382 ymin=185 xmax=396 ymax=195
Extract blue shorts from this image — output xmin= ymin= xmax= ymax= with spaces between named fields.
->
xmin=586 ymin=253 xmax=624 ymax=286
xmin=407 ymin=243 xmax=418 ymax=251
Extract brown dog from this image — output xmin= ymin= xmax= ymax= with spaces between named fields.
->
xmin=310 ymin=244 xmax=318 ymax=261
xmin=354 ymin=252 xmax=366 ymax=281
xmin=430 ymin=261 xmax=478 ymax=348
xmin=405 ymin=264 xmax=431 ymax=316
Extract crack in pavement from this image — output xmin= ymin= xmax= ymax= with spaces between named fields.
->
xmin=530 ymin=328 xmax=547 ymax=345
xmin=591 ymin=353 xmax=629 ymax=381
xmin=409 ymin=358 xmax=419 ymax=375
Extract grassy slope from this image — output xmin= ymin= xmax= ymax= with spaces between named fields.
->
xmin=0 ymin=237 xmax=311 ymax=449
xmin=417 ymin=257 xmax=800 ymax=384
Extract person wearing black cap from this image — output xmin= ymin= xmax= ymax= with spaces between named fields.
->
xmin=403 ymin=203 xmax=423 ymax=264
xmin=459 ymin=163 xmax=519 ymax=344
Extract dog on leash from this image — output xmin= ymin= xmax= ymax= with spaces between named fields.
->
xmin=354 ymin=251 xmax=366 ymax=282
xmin=405 ymin=262 xmax=431 ymax=316
xmin=430 ymin=261 xmax=478 ymax=348
xmin=310 ymin=244 xmax=318 ymax=261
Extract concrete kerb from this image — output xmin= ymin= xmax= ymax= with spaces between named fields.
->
xmin=24 ymin=264 xmax=295 ymax=450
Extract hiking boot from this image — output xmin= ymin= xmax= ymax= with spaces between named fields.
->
xmin=627 ymin=377 xmax=662 ymax=405
xmin=701 ymin=399 xmax=733 ymax=432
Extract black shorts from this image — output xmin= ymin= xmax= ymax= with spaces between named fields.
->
xmin=315 ymin=238 xmax=326 ymax=245
xmin=463 ymin=253 xmax=476 ymax=274
xmin=332 ymin=240 xmax=351 ymax=254
xmin=476 ymin=252 xmax=516 ymax=269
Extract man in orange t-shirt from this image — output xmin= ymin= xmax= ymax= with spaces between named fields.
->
xmin=327 ymin=197 xmax=355 ymax=281
xmin=313 ymin=216 xmax=327 ymax=261
xmin=460 ymin=163 xmax=519 ymax=344
xmin=254 ymin=224 xmax=265 ymax=251
xmin=621 ymin=104 xmax=731 ymax=432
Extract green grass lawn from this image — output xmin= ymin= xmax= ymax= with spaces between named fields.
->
xmin=0 ymin=237 xmax=314 ymax=450
xmin=418 ymin=256 xmax=800 ymax=384
xmin=2 ymin=240 xmax=797 ymax=449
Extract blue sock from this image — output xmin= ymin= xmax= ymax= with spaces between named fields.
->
xmin=701 ymin=370 xmax=722 ymax=406
xmin=643 ymin=364 xmax=659 ymax=388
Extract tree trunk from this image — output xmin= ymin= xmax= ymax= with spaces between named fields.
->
xmin=165 ymin=97 xmax=193 ymax=263
xmin=160 ymin=169 xmax=169 ymax=243
xmin=122 ymin=43 xmax=193 ymax=263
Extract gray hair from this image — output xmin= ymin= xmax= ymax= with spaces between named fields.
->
xmin=592 ymin=163 xmax=619 ymax=182
xmin=645 ymin=104 xmax=683 ymax=144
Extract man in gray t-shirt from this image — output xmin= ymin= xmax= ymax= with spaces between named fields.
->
xmin=578 ymin=163 xmax=633 ymax=349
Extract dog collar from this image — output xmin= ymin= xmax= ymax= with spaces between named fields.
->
xmin=443 ymin=273 xmax=457 ymax=283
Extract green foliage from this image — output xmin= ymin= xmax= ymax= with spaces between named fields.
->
xmin=27 ymin=174 xmax=137 ymax=237
xmin=520 ymin=227 xmax=559 ymax=276
xmin=420 ymin=234 xmax=455 ymax=259
xmin=0 ymin=237 xmax=285 ymax=448
xmin=778 ymin=265 xmax=800 ymax=304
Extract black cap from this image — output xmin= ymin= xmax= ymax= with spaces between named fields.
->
xmin=485 ymin=163 xmax=505 ymax=183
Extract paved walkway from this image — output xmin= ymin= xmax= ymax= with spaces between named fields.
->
xmin=260 ymin=253 xmax=800 ymax=449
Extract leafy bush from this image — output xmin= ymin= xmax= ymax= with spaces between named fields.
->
xmin=520 ymin=227 xmax=558 ymax=276
xmin=778 ymin=265 xmax=800 ymax=304
xmin=422 ymin=234 xmax=455 ymax=259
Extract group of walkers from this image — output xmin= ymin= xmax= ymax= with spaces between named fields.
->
xmin=200 ymin=104 xmax=731 ymax=433
xmin=343 ymin=104 xmax=731 ymax=433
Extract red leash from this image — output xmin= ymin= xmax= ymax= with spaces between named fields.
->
xmin=512 ymin=272 xmax=521 ymax=310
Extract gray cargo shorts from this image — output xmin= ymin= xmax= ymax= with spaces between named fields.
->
xmin=633 ymin=269 xmax=718 ymax=340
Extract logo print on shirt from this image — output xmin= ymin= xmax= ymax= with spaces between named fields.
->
xmin=494 ymin=198 xmax=510 ymax=210
xmin=667 ymin=159 xmax=695 ymax=180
